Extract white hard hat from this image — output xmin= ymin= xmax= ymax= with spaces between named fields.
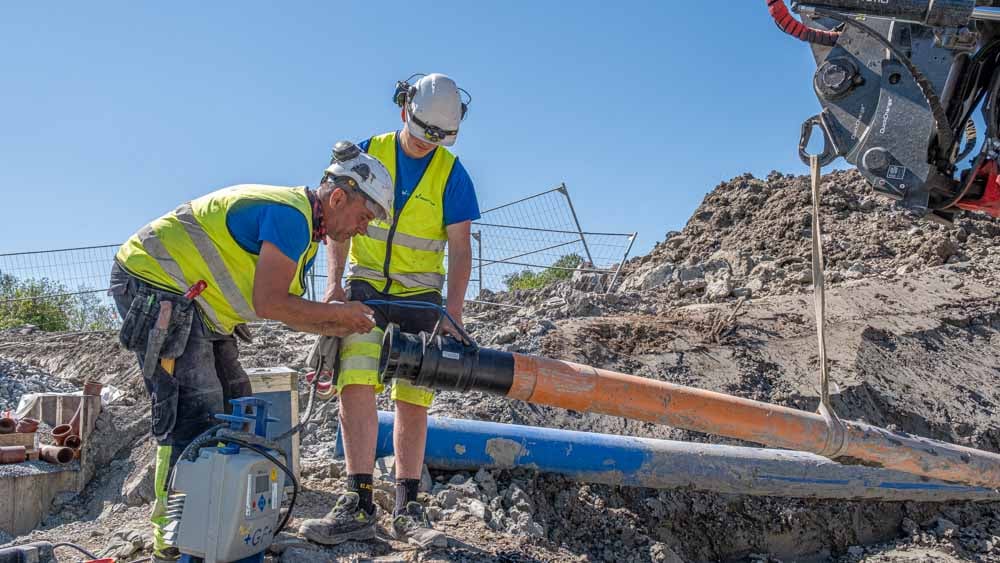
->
xmin=324 ymin=141 xmax=394 ymax=220
xmin=403 ymin=73 xmax=467 ymax=147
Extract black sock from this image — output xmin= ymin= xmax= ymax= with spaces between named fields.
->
xmin=394 ymin=478 xmax=420 ymax=516
xmin=346 ymin=474 xmax=374 ymax=513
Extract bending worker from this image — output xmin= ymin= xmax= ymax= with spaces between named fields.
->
xmin=299 ymin=73 xmax=480 ymax=548
xmin=109 ymin=144 xmax=392 ymax=562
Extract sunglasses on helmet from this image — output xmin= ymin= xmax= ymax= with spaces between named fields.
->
xmin=409 ymin=113 xmax=458 ymax=143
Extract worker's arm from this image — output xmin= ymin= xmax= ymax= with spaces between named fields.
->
xmin=443 ymin=220 xmax=473 ymax=339
xmin=323 ymin=236 xmax=350 ymax=303
xmin=254 ymin=241 xmax=374 ymax=336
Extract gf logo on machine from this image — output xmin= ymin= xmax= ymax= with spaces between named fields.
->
xmin=879 ymin=97 xmax=893 ymax=135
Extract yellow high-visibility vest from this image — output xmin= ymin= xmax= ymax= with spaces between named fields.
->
xmin=116 ymin=184 xmax=319 ymax=334
xmin=347 ymin=132 xmax=455 ymax=296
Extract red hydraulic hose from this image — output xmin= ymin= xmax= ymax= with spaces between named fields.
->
xmin=767 ymin=0 xmax=840 ymax=46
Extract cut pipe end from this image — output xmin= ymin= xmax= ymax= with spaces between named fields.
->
xmin=0 ymin=418 xmax=16 ymax=434
xmin=39 ymin=445 xmax=73 ymax=464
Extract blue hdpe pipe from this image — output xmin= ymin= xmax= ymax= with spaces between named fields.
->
xmin=335 ymin=411 xmax=1000 ymax=502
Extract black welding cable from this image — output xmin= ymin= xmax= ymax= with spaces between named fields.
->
xmin=51 ymin=542 xmax=99 ymax=559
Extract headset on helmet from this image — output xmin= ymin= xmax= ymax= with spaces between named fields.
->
xmin=393 ymin=73 xmax=471 ymax=121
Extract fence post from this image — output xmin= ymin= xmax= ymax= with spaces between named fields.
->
xmin=309 ymin=268 xmax=317 ymax=301
xmin=472 ymin=230 xmax=483 ymax=298
xmin=606 ymin=232 xmax=637 ymax=294
xmin=556 ymin=183 xmax=595 ymax=269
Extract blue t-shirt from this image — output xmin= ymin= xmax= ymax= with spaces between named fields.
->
xmin=226 ymin=200 xmax=314 ymax=272
xmin=358 ymin=133 xmax=480 ymax=225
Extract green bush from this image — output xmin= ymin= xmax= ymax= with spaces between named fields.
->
xmin=503 ymin=253 xmax=583 ymax=291
xmin=0 ymin=274 xmax=116 ymax=332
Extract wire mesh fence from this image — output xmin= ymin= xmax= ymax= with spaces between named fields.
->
xmin=305 ymin=184 xmax=636 ymax=303
xmin=0 ymin=245 xmax=121 ymax=330
xmin=0 ymin=184 xmax=636 ymax=328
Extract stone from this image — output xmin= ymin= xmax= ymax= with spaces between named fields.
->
xmin=506 ymin=484 xmax=534 ymax=514
xmin=373 ymin=455 xmax=395 ymax=490
xmin=374 ymin=488 xmax=394 ymax=512
xmin=649 ymin=542 xmax=685 ymax=563
xmin=494 ymin=326 xmax=519 ymax=345
xmin=426 ymin=506 xmax=443 ymax=521
xmin=677 ymin=265 xmax=704 ymax=282
xmin=420 ymin=464 xmax=433 ymax=493
xmin=123 ymin=461 xmax=155 ymax=506
xmin=934 ymin=517 xmax=958 ymax=538
xmin=901 ymin=517 xmax=919 ymax=534
xmin=631 ymin=262 xmax=675 ymax=291
xmin=704 ymin=277 xmax=732 ymax=301
xmin=732 ymin=287 xmax=752 ymax=298
xmin=281 ymin=546 xmax=329 ymax=562
xmin=451 ymin=479 xmax=480 ymax=498
xmin=268 ymin=533 xmax=315 ymax=555
xmin=528 ymin=320 xmax=557 ymax=337
xmin=436 ymin=488 xmax=460 ymax=509
xmin=678 ymin=279 xmax=706 ymax=295
xmin=466 ymin=498 xmax=490 ymax=522
xmin=474 ymin=468 xmax=499 ymax=497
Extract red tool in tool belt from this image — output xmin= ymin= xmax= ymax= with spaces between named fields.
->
xmin=184 ymin=280 xmax=208 ymax=300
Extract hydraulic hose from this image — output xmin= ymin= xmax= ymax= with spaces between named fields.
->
xmin=767 ymin=0 xmax=840 ymax=46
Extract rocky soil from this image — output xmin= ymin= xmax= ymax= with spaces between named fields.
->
xmin=4 ymin=169 xmax=1000 ymax=561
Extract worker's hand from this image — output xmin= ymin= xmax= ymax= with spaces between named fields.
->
xmin=324 ymin=284 xmax=347 ymax=304
xmin=441 ymin=305 xmax=466 ymax=343
xmin=328 ymin=301 xmax=376 ymax=336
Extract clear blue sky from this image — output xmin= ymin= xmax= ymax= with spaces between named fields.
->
xmin=0 ymin=1 xmax=832 ymax=258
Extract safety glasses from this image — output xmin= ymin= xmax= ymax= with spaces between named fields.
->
xmin=358 ymin=191 xmax=388 ymax=222
xmin=410 ymin=113 xmax=458 ymax=143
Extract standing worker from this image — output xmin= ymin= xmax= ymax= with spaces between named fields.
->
xmin=110 ymin=144 xmax=392 ymax=562
xmin=300 ymin=73 xmax=480 ymax=548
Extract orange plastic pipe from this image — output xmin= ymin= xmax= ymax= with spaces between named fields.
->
xmin=507 ymin=354 xmax=1000 ymax=488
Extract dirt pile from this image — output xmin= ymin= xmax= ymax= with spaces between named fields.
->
xmin=4 ymin=169 xmax=1000 ymax=561
xmin=620 ymin=169 xmax=1000 ymax=302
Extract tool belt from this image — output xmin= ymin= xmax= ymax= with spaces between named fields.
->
xmin=118 ymin=285 xmax=195 ymax=358
xmin=118 ymin=284 xmax=197 ymax=440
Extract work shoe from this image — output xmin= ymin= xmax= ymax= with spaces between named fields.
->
xmin=151 ymin=548 xmax=180 ymax=562
xmin=391 ymin=502 xmax=447 ymax=548
xmin=299 ymin=492 xmax=376 ymax=545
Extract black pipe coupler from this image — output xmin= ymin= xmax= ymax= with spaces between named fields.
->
xmin=379 ymin=324 xmax=514 ymax=395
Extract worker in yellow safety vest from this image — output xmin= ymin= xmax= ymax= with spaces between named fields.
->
xmin=110 ymin=142 xmax=392 ymax=562
xmin=300 ymin=74 xmax=480 ymax=549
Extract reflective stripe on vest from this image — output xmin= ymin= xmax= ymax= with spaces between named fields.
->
xmin=346 ymin=265 xmax=445 ymax=292
xmin=347 ymin=132 xmax=454 ymax=295
xmin=364 ymin=224 xmax=447 ymax=253
xmin=174 ymin=203 xmax=258 ymax=322
xmin=116 ymin=184 xmax=318 ymax=334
